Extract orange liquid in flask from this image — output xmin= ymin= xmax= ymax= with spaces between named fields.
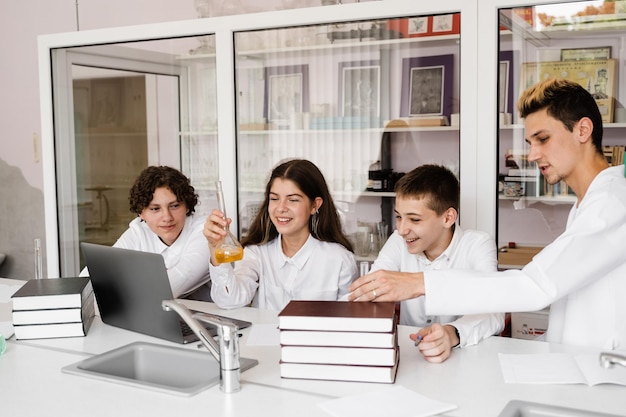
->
xmin=215 ymin=245 xmax=244 ymax=263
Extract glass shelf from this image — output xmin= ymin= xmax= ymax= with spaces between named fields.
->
xmin=497 ymin=1 xmax=626 ymax=261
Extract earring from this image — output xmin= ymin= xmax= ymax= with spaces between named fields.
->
xmin=311 ymin=209 xmax=319 ymax=236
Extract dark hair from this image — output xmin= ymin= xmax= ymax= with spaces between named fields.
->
xmin=128 ymin=166 xmax=198 ymax=216
xmin=394 ymin=164 xmax=459 ymax=216
xmin=242 ymin=159 xmax=353 ymax=252
xmin=518 ymin=78 xmax=603 ymax=155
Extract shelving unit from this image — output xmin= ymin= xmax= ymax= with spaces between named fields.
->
xmin=230 ymin=13 xmax=462 ymax=244
xmin=38 ymin=1 xmax=475 ymax=276
xmin=495 ymin=1 xmax=626 ymax=266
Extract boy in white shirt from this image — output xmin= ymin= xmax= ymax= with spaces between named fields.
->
xmin=352 ymin=164 xmax=504 ymax=363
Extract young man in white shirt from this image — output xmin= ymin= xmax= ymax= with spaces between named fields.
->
xmin=350 ymin=78 xmax=626 ymax=351
xmin=354 ymin=164 xmax=503 ymax=363
xmin=82 ymin=166 xmax=211 ymax=299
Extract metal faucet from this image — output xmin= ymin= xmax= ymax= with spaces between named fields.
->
xmin=162 ymin=300 xmax=241 ymax=393
xmin=599 ymin=352 xmax=626 ymax=369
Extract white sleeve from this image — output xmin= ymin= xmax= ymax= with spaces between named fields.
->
xmin=336 ymin=250 xmax=358 ymax=299
xmin=209 ymin=246 xmax=261 ymax=309
xmin=162 ymin=219 xmax=211 ymax=297
xmin=444 ymin=231 xmax=504 ymax=347
xmin=426 ymin=188 xmax=626 ymax=315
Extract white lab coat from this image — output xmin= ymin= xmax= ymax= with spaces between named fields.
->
xmin=371 ymin=227 xmax=504 ymax=348
xmin=425 ymin=166 xmax=626 ymax=350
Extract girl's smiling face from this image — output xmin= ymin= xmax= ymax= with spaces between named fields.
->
xmin=268 ymin=178 xmax=320 ymax=241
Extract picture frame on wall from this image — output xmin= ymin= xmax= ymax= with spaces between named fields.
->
xmin=407 ymin=17 xmax=428 ymax=35
xmin=387 ymin=13 xmax=460 ymax=38
xmin=339 ymin=60 xmax=381 ymax=118
xmin=560 ymin=46 xmax=611 ymax=61
xmin=89 ymin=78 xmax=123 ymax=128
xmin=432 ymin=14 xmax=454 ymax=33
xmin=264 ymin=65 xmax=309 ymax=124
xmin=499 ymin=51 xmax=517 ymax=115
xmin=400 ymin=54 xmax=454 ymax=119
xmin=520 ymin=59 xmax=617 ymax=122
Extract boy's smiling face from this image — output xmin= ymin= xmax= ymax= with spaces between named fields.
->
xmin=394 ymin=195 xmax=456 ymax=260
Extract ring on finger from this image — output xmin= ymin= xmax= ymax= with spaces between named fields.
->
xmin=372 ymin=289 xmax=377 ymax=299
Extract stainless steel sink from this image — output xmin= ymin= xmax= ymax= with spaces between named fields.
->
xmin=62 ymin=342 xmax=258 ymax=396
xmin=498 ymin=400 xmax=622 ymax=417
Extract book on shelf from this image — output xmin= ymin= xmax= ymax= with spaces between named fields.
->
xmin=503 ymin=176 xmax=537 ymax=182
xmin=11 ymin=277 xmax=93 ymax=310
xmin=12 ymin=292 xmax=95 ymax=325
xmin=507 ymin=168 xmax=539 ymax=177
xmin=279 ymin=328 xmax=397 ymax=348
xmin=279 ymin=353 xmax=400 ymax=384
xmin=281 ymin=345 xmax=398 ymax=366
xmin=13 ymin=310 xmax=95 ymax=340
xmin=405 ymin=116 xmax=449 ymax=127
xmin=540 ymin=177 xmax=574 ymax=198
xmin=603 ymin=145 xmax=625 ymax=166
xmin=278 ymin=300 xmax=398 ymax=332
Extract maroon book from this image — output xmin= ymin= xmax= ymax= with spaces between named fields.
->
xmin=278 ymin=300 xmax=398 ymax=333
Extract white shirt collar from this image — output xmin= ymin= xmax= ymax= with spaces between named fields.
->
xmin=276 ymin=234 xmax=317 ymax=270
xmin=416 ymin=225 xmax=464 ymax=264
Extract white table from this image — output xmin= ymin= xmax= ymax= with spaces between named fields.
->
xmin=1 ymin=278 xmax=625 ymax=416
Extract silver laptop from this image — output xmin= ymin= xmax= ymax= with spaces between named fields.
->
xmin=80 ymin=242 xmax=250 ymax=344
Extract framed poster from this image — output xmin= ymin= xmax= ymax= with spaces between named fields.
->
xmin=560 ymin=47 xmax=611 ymax=61
xmin=264 ymin=65 xmax=309 ymax=124
xmin=400 ymin=54 xmax=454 ymax=119
xmin=499 ymin=51 xmax=518 ymax=114
xmin=339 ymin=60 xmax=381 ymax=117
xmin=387 ymin=13 xmax=460 ymax=38
xmin=89 ymin=79 xmax=123 ymax=128
xmin=520 ymin=59 xmax=616 ymax=122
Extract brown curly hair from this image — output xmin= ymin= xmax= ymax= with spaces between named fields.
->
xmin=128 ymin=166 xmax=198 ymax=216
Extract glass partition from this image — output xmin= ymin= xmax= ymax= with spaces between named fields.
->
xmin=51 ymin=36 xmax=218 ymax=275
xmin=233 ymin=14 xmax=462 ymax=260
xmin=497 ymin=1 xmax=626 ymax=268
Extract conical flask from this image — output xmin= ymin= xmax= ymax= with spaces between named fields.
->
xmin=214 ymin=180 xmax=244 ymax=263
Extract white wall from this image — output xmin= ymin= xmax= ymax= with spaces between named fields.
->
xmin=0 ymin=0 xmax=369 ymax=189
xmin=0 ymin=0 xmax=366 ymax=278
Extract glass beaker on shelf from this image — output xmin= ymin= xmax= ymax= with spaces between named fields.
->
xmin=214 ymin=180 xmax=244 ymax=263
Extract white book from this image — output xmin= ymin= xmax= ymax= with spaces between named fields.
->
xmin=508 ymin=168 xmax=538 ymax=177
xmin=281 ymin=345 xmax=397 ymax=366
xmin=278 ymin=300 xmax=397 ymax=333
xmin=499 ymin=353 xmax=626 ymax=386
xmin=13 ymin=313 xmax=95 ymax=340
xmin=12 ymin=294 xmax=95 ymax=325
xmin=280 ymin=354 xmax=399 ymax=383
xmin=280 ymin=329 xmax=397 ymax=348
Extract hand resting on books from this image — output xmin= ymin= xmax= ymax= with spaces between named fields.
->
xmin=349 ymin=271 xmax=460 ymax=364
xmin=347 ymin=269 xmax=425 ymax=302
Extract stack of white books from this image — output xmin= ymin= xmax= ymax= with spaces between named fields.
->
xmin=11 ymin=277 xmax=95 ymax=340
xmin=278 ymin=300 xmax=399 ymax=384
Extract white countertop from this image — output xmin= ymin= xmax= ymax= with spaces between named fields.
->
xmin=1 ymin=278 xmax=625 ymax=416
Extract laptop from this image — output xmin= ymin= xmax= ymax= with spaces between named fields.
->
xmin=80 ymin=242 xmax=251 ymax=344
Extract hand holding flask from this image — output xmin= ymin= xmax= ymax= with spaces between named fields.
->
xmin=214 ymin=181 xmax=244 ymax=263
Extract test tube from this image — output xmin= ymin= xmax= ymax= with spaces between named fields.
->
xmin=359 ymin=261 xmax=370 ymax=276
xmin=34 ymin=238 xmax=43 ymax=280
